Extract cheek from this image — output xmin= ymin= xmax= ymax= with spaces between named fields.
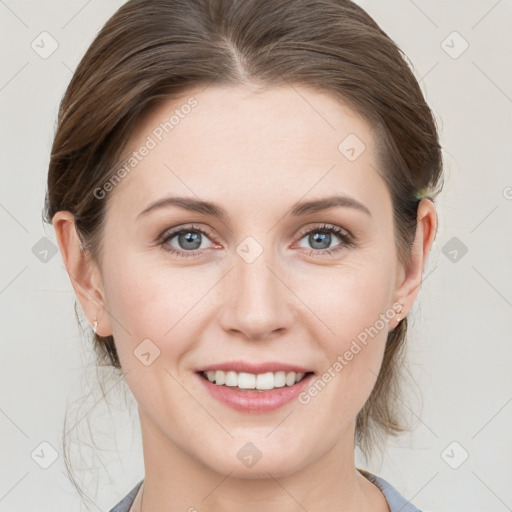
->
xmin=304 ymin=256 xmax=395 ymax=344
xmin=302 ymin=257 xmax=395 ymax=401
xmin=101 ymin=256 xmax=211 ymax=363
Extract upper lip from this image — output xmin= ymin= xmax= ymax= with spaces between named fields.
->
xmin=196 ymin=361 xmax=314 ymax=374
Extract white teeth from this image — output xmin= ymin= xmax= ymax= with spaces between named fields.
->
xmin=238 ymin=372 xmax=256 ymax=389
xmin=274 ymin=371 xmax=287 ymax=388
xmin=202 ymin=370 xmax=308 ymax=390
xmin=224 ymin=371 xmax=238 ymax=387
xmin=214 ymin=370 xmax=225 ymax=385
xmin=285 ymin=372 xmax=296 ymax=386
xmin=256 ymin=372 xmax=274 ymax=390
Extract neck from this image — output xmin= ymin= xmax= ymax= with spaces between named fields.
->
xmin=134 ymin=411 xmax=388 ymax=512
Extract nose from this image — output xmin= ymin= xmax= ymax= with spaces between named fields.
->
xmin=218 ymin=247 xmax=296 ymax=341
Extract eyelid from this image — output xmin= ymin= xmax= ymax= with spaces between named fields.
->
xmin=159 ymin=223 xmax=214 ymax=243
xmin=294 ymin=222 xmax=352 ymax=241
xmin=293 ymin=223 xmax=356 ymax=254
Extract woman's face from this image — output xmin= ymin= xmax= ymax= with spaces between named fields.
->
xmin=88 ymin=84 xmax=414 ymax=477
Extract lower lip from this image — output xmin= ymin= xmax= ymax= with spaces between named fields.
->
xmin=196 ymin=372 xmax=315 ymax=413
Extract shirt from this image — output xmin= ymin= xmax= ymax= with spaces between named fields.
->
xmin=108 ymin=469 xmax=422 ymax=511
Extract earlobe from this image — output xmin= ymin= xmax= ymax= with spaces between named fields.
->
xmin=52 ymin=211 xmax=112 ymax=336
xmin=393 ymin=198 xmax=438 ymax=323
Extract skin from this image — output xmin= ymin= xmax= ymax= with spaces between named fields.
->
xmin=53 ymin=84 xmax=437 ymax=512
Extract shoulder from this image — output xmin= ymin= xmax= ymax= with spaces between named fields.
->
xmin=358 ymin=468 xmax=423 ymax=512
xmin=108 ymin=480 xmax=144 ymax=512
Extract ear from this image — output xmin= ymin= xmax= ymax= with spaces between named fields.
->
xmin=52 ymin=211 xmax=112 ymax=336
xmin=392 ymin=198 xmax=438 ymax=325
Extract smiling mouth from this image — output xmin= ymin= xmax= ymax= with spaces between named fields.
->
xmin=198 ymin=370 xmax=315 ymax=392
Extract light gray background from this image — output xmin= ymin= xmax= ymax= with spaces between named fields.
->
xmin=1 ymin=1 xmax=511 ymax=511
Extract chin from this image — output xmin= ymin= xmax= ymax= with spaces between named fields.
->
xmin=197 ymin=438 xmax=310 ymax=480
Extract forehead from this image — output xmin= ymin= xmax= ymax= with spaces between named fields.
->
xmin=105 ymin=84 xmax=388 ymax=220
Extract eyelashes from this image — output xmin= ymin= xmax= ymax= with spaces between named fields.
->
xmin=158 ymin=223 xmax=356 ymax=258
xmin=159 ymin=224 xmax=213 ymax=258
xmin=295 ymin=223 xmax=355 ymax=257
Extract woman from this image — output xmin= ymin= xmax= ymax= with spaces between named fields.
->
xmin=45 ymin=0 xmax=443 ymax=510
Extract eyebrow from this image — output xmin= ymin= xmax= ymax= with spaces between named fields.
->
xmin=136 ymin=194 xmax=371 ymax=220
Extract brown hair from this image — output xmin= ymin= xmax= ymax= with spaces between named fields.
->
xmin=44 ymin=0 xmax=443 ymax=488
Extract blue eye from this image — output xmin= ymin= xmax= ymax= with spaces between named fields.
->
xmin=295 ymin=224 xmax=355 ymax=257
xmin=159 ymin=223 xmax=355 ymax=258
xmin=160 ymin=225 xmax=213 ymax=257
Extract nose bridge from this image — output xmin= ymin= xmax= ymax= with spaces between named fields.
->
xmin=221 ymin=237 xmax=293 ymax=339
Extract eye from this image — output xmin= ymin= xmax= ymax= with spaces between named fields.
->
xmin=159 ymin=224 xmax=216 ymax=257
xmin=158 ymin=223 xmax=355 ymax=258
xmin=295 ymin=224 xmax=355 ymax=257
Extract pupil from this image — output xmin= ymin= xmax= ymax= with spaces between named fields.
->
xmin=180 ymin=231 xmax=201 ymax=250
xmin=310 ymin=231 xmax=330 ymax=250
